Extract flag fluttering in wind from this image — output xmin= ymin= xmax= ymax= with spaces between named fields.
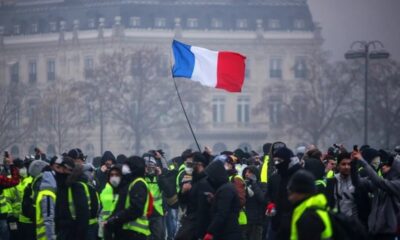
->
xmin=171 ymin=40 xmax=246 ymax=92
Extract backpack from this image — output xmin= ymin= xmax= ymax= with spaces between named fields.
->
xmin=329 ymin=211 xmax=369 ymax=240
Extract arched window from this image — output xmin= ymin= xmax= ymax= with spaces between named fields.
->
xmin=11 ymin=145 xmax=19 ymax=158
xmin=47 ymin=144 xmax=56 ymax=158
xmin=213 ymin=143 xmax=227 ymax=155
xmin=238 ymin=143 xmax=252 ymax=152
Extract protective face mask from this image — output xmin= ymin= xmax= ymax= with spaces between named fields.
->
xmin=122 ymin=165 xmax=131 ymax=175
xmin=19 ymin=168 xmax=27 ymax=178
xmin=185 ymin=167 xmax=193 ymax=175
xmin=109 ymin=176 xmax=121 ymax=187
xmin=371 ymin=157 xmax=381 ymax=170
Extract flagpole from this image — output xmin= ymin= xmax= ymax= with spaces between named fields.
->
xmin=171 ymin=76 xmax=202 ymax=152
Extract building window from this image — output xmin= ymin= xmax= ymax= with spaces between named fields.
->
xmin=294 ymin=57 xmax=307 ymax=79
xmin=31 ymin=23 xmax=38 ymax=33
xmin=211 ymin=18 xmax=223 ymax=28
xmin=87 ymin=101 xmax=95 ymax=125
xmin=245 ymin=59 xmax=250 ymax=78
xmin=47 ymin=59 xmax=56 ymax=81
xmin=187 ymin=18 xmax=198 ymax=28
xmin=268 ymin=19 xmax=280 ymax=29
xmin=212 ymin=96 xmax=225 ymax=123
xmin=236 ymin=18 xmax=248 ymax=29
xmin=270 ymin=58 xmax=282 ymax=79
xmin=27 ymin=99 xmax=38 ymax=129
xmin=238 ymin=143 xmax=252 ymax=152
xmin=84 ymin=57 xmax=94 ymax=79
xmin=294 ymin=19 xmax=306 ymax=29
xmin=213 ymin=142 xmax=227 ymax=154
xmin=154 ymin=17 xmax=166 ymax=28
xmin=13 ymin=24 xmax=20 ymax=35
xmin=129 ymin=17 xmax=141 ymax=27
xmin=49 ymin=21 xmax=57 ymax=32
xmin=10 ymin=62 xmax=19 ymax=83
xmin=11 ymin=105 xmax=20 ymax=128
xmin=292 ymin=96 xmax=307 ymax=122
xmin=11 ymin=145 xmax=19 ymax=158
xmin=88 ymin=18 xmax=95 ymax=29
xmin=237 ymin=97 xmax=250 ymax=124
xmin=49 ymin=103 xmax=57 ymax=127
xmin=269 ymin=97 xmax=282 ymax=125
xmin=28 ymin=60 xmax=37 ymax=83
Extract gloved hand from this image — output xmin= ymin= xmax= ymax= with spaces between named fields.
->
xmin=265 ymin=202 xmax=276 ymax=216
xmin=203 ymin=233 xmax=213 ymax=240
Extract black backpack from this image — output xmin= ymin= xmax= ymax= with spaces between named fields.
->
xmin=329 ymin=211 xmax=370 ymax=240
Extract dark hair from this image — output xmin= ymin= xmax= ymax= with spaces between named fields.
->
xmin=337 ymin=152 xmax=351 ymax=164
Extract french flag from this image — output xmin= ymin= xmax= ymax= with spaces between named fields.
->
xmin=171 ymin=40 xmax=246 ymax=92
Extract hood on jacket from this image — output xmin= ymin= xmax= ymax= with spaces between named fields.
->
xmin=101 ymin=151 xmax=116 ymax=165
xmin=304 ymin=158 xmax=325 ymax=180
xmin=387 ymin=158 xmax=400 ymax=180
xmin=40 ymin=170 xmax=57 ymax=191
xmin=242 ymin=165 xmax=260 ymax=181
xmin=28 ymin=160 xmax=49 ymax=178
xmin=205 ymin=160 xmax=228 ymax=190
xmin=125 ymin=156 xmax=145 ymax=179
xmin=66 ymin=165 xmax=88 ymax=186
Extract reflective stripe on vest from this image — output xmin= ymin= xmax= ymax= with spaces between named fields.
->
xmin=36 ymin=189 xmax=56 ymax=240
xmin=176 ymin=164 xmax=185 ymax=192
xmin=260 ymin=155 xmax=269 ymax=183
xmin=326 ymin=170 xmax=335 ymax=179
xmin=99 ymin=183 xmax=119 ymax=221
xmin=146 ymin=177 xmax=164 ymax=216
xmin=122 ymin=177 xmax=151 ymax=236
xmin=0 ymin=192 xmax=7 ymax=214
xmin=229 ymin=175 xmax=247 ymax=225
xmin=68 ymin=182 xmax=98 ymax=225
xmin=290 ymin=194 xmax=333 ymax=240
xmin=19 ymin=176 xmax=34 ymax=223
xmin=315 ymin=179 xmax=327 ymax=188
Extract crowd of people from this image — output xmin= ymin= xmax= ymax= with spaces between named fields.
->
xmin=0 ymin=142 xmax=399 ymax=240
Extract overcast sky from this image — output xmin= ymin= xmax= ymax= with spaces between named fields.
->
xmin=308 ymin=0 xmax=400 ymax=61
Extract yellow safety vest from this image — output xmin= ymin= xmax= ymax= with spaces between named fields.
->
xmin=326 ymin=170 xmax=335 ymax=179
xmin=99 ymin=183 xmax=119 ymax=222
xmin=315 ymin=179 xmax=327 ymax=188
xmin=68 ymin=181 xmax=98 ymax=225
xmin=35 ymin=189 xmax=56 ymax=240
xmin=122 ymin=178 xmax=151 ymax=236
xmin=0 ymin=190 xmax=8 ymax=214
xmin=176 ymin=164 xmax=185 ymax=192
xmin=290 ymin=194 xmax=333 ymax=240
xmin=4 ymin=176 xmax=33 ymax=220
xmin=229 ymin=175 xmax=248 ymax=225
xmin=260 ymin=155 xmax=269 ymax=183
xmin=146 ymin=176 xmax=164 ymax=216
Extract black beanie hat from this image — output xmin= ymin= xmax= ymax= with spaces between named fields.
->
xmin=193 ymin=152 xmax=209 ymax=167
xmin=101 ymin=151 xmax=116 ymax=165
xmin=67 ymin=148 xmax=85 ymax=161
xmin=288 ymin=170 xmax=317 ymax=194
xmin=361 ymin=148 xmax=380 ymax=163
xmin=273 ymin=147 xmax=294 ymax=163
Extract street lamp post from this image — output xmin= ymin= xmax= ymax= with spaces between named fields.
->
xmin=345 ymin=41 xmax=390 ymax=145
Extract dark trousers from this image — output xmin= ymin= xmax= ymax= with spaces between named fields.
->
xmin=243 ymin=224 xmax=263 ymax=240
xmin=175 ymin=215 xmax=196 ymax=240
xmin=149 ymin=216 xmax=165 ymax=240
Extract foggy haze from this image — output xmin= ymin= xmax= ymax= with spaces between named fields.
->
xmin=309 ymin=0 xmax=400 ymax=61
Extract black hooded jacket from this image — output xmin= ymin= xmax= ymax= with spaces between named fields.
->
xmin=95 ymin=151 xmax=116 ymax=192
xmin=268 ymin=160 xmax=302 ymax=240
xmin=55 ymin=167 xmax=90 ymax=240
xmin=242 ymin=166 xmax=267 ymax=225
xmin=205 ymin=160 xmax=241 ymax=240
xmin=110 ymin=157 xmax=148 ymax=237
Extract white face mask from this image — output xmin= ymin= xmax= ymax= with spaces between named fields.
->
xmin=19 ymin=168 xmax=27 ymax=177
xmin=371 ymin=157 xmax=381 ymax=170
xmin=122 ymin=165 xmax=131 ymax=175
xmin=185 ymin=167 xmax=193 ymax=175
xmin=109 ymin=176 xmax=121 ymax=187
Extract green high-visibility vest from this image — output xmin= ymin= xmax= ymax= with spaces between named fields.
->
xmin=176 ymin=164 xmax=185 ymax=192
xmin=0 ymin=191 xmax=8 ymax=214
xmin=4 ymin=176 xmax=33 ymax=218
xmin=35 ymin=189 xmax=56 ymax=240
xmin=326 ymin=170 xmax=335 ymax=179
xmin=290 ymin=194 xmax=333 ymax=240
xmin=315 ymin=179 xmax=327 ymax=188
xmin=146 ymin=176 xmax=164 ymax=216
xmin=18 ymin=176 xmax=34 ymax=223
xmin=99 ymin=183 xmax=118 ymax=221
xmin=68 ymin=181 xmax=98 ymax=225
xmin=229 ymin=175 xmax=247 ymax=225
xmin=122 ymin=177 xmax=151 ymax=236
xmin=260 ymin=155 xmax=269 ymax=183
